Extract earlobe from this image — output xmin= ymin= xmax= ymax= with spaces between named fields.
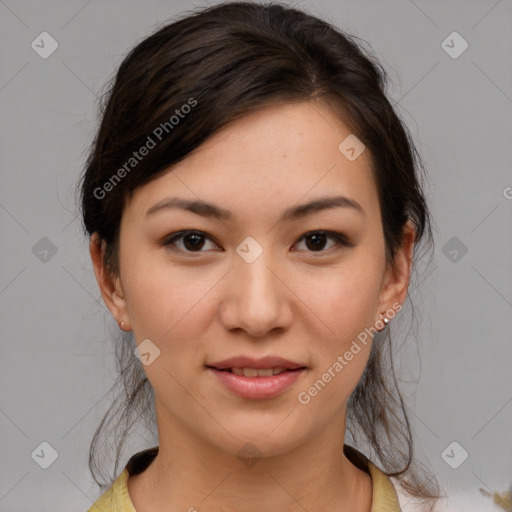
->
xmin=89 ymin=233 xmax=131 ymax=330
xmin=377 ymin=220 xmax=416 ymax=322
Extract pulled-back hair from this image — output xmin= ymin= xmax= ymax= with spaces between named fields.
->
xmin=78 ymin=2 xmax=440 ymax=508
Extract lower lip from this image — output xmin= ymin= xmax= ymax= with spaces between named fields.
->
xmin=208 ymin=367 xmax=306 ymax=399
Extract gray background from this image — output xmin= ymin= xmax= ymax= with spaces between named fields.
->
xmin=1 ymin=0 xmax=511 ymax=510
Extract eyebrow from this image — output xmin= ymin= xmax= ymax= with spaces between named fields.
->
xmin=145 ymin=195 xmax=365 ymax=221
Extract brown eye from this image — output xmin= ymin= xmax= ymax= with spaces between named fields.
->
xmin=163 ymin=231 xmax=220 ymax=253
xmin=293 ymin=231 xmax=348 ymax=253
xmin=182 ymin=233 xmax=206 ymax=251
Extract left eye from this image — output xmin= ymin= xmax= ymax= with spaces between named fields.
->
xmin=162 ymin=230 xmax=347 ymax=254
xmin=293 ymin=231 xmax=347 ymax=253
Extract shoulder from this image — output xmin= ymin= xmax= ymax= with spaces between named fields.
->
xmin=87 ymin=486 xmax=112 ymax=512
xmin=344 ymin=444 xmax=402 ymax=510
xmin=390 ymin=478 xmax=440 ymax=512
xmin=389 ymin=477 xmax=492 ymax=512
xmin=391 ymin=477 xmax=458 ymax=512
xmin=87 ymin=469 xmax=135 ymax=512
xmin=87 ymin=446 xmax=158 ymax=511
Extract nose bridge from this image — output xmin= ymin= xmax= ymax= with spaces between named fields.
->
xmin=238 ymin=252 xmax=279 ymax=302
xmin=220 ymin=239 xmax=292 ymax=336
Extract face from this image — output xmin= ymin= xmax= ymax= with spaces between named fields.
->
xmin=92 ymin=99 xmax=413 ymax=460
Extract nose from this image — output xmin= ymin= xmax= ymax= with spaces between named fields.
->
xmin=218 ymin=249 xmax=293 ymax=338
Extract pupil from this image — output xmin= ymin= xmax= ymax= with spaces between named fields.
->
xmin=306 ymin=233 xmax=326 ymax=251
xmin=184 ymin=233 xmax=204 ymax=251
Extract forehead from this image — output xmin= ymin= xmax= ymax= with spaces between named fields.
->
xmin=124 ymin=99 xmax=380 ymax=225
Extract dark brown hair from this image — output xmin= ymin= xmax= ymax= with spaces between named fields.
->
xmin=78 ymin=1 xmax=441 ymax=507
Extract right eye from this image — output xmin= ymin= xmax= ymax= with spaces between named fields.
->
xmin=162 ymin=230 xmax=222 ymax=254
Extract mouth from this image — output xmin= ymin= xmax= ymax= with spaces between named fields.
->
xmin=206 ymin=364 xmax=307 ymax=399
xmin=205 ymin=355 xmax=308 ymax=399
xmin=207 ymin=366 xmax=306 ymax=377
xmin=207 ymin=355 xmax=306 ymax=372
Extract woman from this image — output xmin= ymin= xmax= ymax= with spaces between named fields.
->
xmin=80 ymin=2 xmax=442 ymax=510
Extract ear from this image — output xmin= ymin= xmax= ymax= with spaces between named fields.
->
xmin=376 ymin=220 xmax=416 ymax=321
xmin=89 ymin=233 xmax=131 ymax=330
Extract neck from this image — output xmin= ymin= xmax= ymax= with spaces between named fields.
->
xmin=128 ymin=409 xmax=372 ymax=512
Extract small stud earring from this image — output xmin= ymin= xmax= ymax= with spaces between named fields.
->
xmin=120 ymin=321 xmax=125 ymax=328
xmin=383 ymin=317 xmax=389 ymax=325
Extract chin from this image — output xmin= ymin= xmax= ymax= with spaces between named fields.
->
xmin=204 ymin=420 xmax=310 ymax=461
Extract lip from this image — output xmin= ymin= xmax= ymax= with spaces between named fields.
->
xmin=207 ymin=355 xmax=305 ymax=370
xmin=206 ymin=355 xmax=307 ymax=399
xmin=208 ymin=367 xmax=306 ymax=399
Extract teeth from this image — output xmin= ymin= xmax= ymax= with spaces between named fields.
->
xmin=229 ymin=367 xmax=287 ymax=377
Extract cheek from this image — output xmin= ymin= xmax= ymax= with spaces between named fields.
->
xmin=296 ymin=282 xmax=376 ymax=412
xmin=295 ymin=261 xmax=382 ymax=341
xmin=291 ymin=255 xmax=382 ymax=398
xmin=121 ymin=248 xmax=221 ymax=347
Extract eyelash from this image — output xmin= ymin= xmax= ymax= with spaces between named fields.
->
xmin=162 ymin=230 xmax=350 ymax=255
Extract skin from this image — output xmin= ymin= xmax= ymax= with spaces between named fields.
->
xmin=90 ymin=98 xmax=415 ymax=512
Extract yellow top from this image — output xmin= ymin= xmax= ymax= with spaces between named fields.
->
xmin=88 ymin=444 xmax=402 ymax=511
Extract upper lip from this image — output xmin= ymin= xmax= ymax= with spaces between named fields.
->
xmin=207 ymin=356 xmax=306 ymax=370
